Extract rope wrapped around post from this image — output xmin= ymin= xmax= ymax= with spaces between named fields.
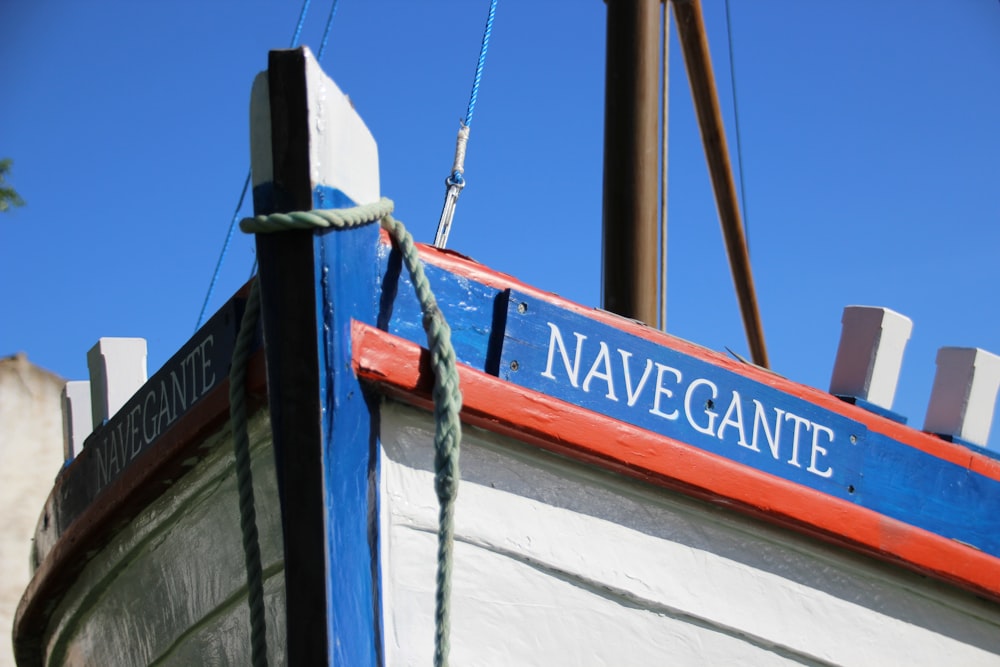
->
xmin=230 ymin=281 xmax=267 ymax=667
xmin=236 ymin=197 xmax=463 ymax=667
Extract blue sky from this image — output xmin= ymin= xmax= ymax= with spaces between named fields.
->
xmin=2 ymin=1 xmax=999 ymax=448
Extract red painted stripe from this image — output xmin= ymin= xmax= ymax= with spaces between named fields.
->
xmin=377 ymin=233 xmax=1000 ymax=483
xmin=352 ymin=320 xmax=1000 ymax=604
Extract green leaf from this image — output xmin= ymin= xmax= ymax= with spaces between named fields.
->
xmin=0 ymin=158 xmax=26 ymax=212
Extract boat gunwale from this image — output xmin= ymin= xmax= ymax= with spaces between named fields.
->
xmin=405 ymin=231 xmax=1000 ymax=483
xmin=11 ymin=349 xmax=268 ymax=667
xmin=352 ymin=319 xmax=1000 ymax=605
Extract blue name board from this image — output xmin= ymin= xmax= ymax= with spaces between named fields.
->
xmin=494 ymin=290 xmax=1000 ymax=557
xmin=51 ymin=295 xmax=251 ymax=540
xmin=499 ymin=290 xmax=867 ymax=502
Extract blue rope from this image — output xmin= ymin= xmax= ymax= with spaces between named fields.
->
xmin=317 ymin=0 xmax=341 ymax=61
xmin=288 ymin=0 xmax=312 ymax=48
xmin=443 ymin=0 xmax=498 ymax=191
xmin=463 ymin=0 xmax=498 ymax=128
xmin=246 ymin=1 xmax=336 ymax=285
xmin=195 ymin=0 xmax=314 ymax=331
xmin=434 ymin=0 xmax=499 ymax=246
xmin=196 ymin=172 xmax=252 ymax=331
xmin=724 ymin=0 xmax=750 ymax=254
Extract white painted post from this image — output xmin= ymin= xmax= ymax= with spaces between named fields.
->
xmin=924 ymin=347 xmax=1000 ymax=448
xmin=829 ymin=306 xmax=913 ymax=411
xmin=86 ymin=338 xmax=148 ymax=428
xmin=61 ymin=380 xmax=92 ymax=460
xmin=246 ymin=48 xmax=382 ymax=664
xmin=249 ymin=46 xmax=380 ymax=211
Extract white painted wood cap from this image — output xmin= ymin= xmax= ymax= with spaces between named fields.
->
xmin=250 ymin=46 xmax=380 ymax=207
xmin=87 ymin=338 xmax=147 ymax=428
xmin=61 ymin=380 xmax=91 ymax=461
xmin=829 ymin=306 xmax=913 ymax=411
xmin=924 ymin=347 xmax=1000 ymax=448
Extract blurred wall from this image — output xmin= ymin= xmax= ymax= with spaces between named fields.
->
xmin=0 ymin=353 xmax=64 ymax=667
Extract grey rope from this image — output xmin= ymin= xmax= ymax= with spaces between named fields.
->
xmin=238 ymin=197 xmax=463 ymax=667
xmin=230 ymin=280 xmax=268 ymax=667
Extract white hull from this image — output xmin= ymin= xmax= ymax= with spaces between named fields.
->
xmin=33 ymin=397 xmax=1000 ymax=666
xmin=38 ymin=411 xmax=285 ymax=666
xmin=380 ymin=401 xmax=1000 ymax=665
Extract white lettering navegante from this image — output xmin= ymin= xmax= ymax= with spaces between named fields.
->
xmin=95 ymin=335 xmax=217 ymax=488
xmin=540 ymin=322 xmax=835 ymax=478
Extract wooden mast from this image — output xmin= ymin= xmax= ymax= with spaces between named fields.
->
xmin=672 ymin=0 xmax=769 ymax=367
xmin=602 ymin=0 xmax=660 ymax=327
xmin=602 ymin=0 xmax=769 ymax=367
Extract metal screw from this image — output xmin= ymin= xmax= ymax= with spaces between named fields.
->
xmin=510 ymin=360 xmax=520 ymax=371
xmin=517 ymin=301 xmax=528 ymax=314
xmin=850 ymin=435 xmax=857 ymax=444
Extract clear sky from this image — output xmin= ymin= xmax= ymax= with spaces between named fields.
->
xmin=2 ymin=1 xmax=999 ymax=448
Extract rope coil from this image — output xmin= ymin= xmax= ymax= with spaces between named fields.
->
xmin=236 ymin=197 xmax=463 ymax=667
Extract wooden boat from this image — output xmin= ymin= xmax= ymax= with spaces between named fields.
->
xmin=14 ymin=27 xmax=1000 ymax=667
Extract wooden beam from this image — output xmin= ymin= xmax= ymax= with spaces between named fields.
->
xmin=253 ymin=47 xmax=329 ymax=665
xmin=602 ymin=0 xmax=661 ymax=327
xmin=672 ymin=0 xmax=769 ymax=367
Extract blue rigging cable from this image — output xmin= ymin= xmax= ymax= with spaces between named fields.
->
xmin=246 ymin=0 xmax=340 ymax=283
xmin=463 ymin=0 xmax=497 ymax=131
xmin=432 ymin=0 xmax=499 ymax=248
xmin=317 ymin=0 xmax=341 ymax=61
xmin=724 ymin=0 xmax=750 ymax=254
xmin=245 ymin=1 xmax=340 ymax=281
xmin=289 ymin=0 xmax=312 ymax=49
xmin=195 ymin=0 xmax=315 ymax=331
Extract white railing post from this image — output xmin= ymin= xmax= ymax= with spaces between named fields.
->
xmin=924 ymin=347 xmax=1000 ymax=448
xmin=86 ymin=338 xmax=148 ymax=428
xmin=830 ymin=306 xmax=912 ymax=415
xmin=61 ymin=380 xmax=92 ymax=461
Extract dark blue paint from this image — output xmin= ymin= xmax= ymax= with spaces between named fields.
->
xmin=497 ymin=290 xmax=1000 ymax=557
xmin=375 ymin=243 xmax=502 ymax=372
xmin=314 ymin=186 xmax=355 ymax=210
xmin=312 ymin=185 xmax=382 ymax=666
xmin=500 ymin=290 xmax=867 ymax=502
xmin=835 ymin=395 xmax=907 ymax=424
xmin=859 ymin=432 xmax=1000 ymax=550
xmin=359 ymin=242 xmax=1000 ymax=565
xmin=938 ymin=434 xmax=1000 ymax=463
xmin=308 ymin=188 xmax=506 ymax=664
xmin=48 ymin=296 xmax=247 ymax=541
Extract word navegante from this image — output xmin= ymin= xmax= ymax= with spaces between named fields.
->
xmin=540 ymin=323 xmax=841 ymax=479
xmin=94 ymin=335 xmax=217 ymax=489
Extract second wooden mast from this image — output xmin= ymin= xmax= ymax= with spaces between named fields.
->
xmin=602 ymin=0 xmax=769 ymax=368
